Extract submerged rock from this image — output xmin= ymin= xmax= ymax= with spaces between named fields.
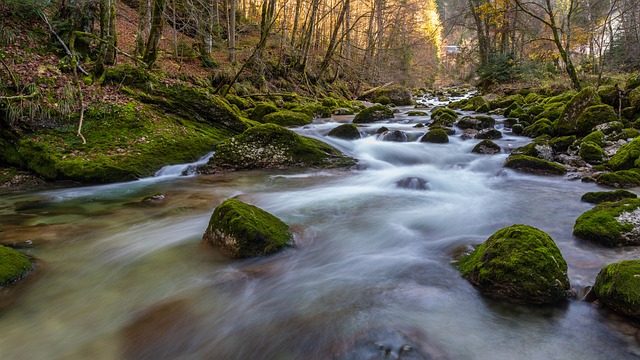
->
xmin=379 ymin=130 xmax=409 ymax=142
xmin=328 ymin=124 xmax=361 ymax=140
xmin=593 ymin=260 xmax=640 ymax=320
xmin=0 ymin=245 xmax=32 ymax=287
xmin=456 ymin=224 xmax=571 ymax=304
xmin=472 ymin=140 xmax=500 ymax=154
xmin=396 ymin=177 xmax=429 ymax=190
xmin=203 ymin=198 xmax=293 ymax=258
xmin=504 ymin=155 xmax=566 ymax=175
xmin=573 ymin=198 xmax=640 ymax=246
xmin=205 ymin=124 xmax=355 ymax=171
xmin=581 ymin=190 xmax=637 ymax=204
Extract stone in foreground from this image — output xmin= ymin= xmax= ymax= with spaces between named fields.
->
xmin=457 ymin=224 xmax=571 ymax=304
xmin=573 ymin=198 xmax=640 ymax=247
xmin=594 ymin=260 xmax=640 ymax=320
xmin=0 ymin=245 xmax=32 ymax=287
xmin=203 ymin=198 xmax=293 ymax=258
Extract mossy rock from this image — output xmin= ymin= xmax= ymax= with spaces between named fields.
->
xmin=101 ymin=64 xmax=154 ymax=89
xmin=0 ymin=245 xmax=32 ymax=287
xmin=503 ymin=118 xmax=518 ymax=128
xmin=544 ymin=91 xmax=576 ymax=105
xmin=574 ymin=198 xmax=640 ymax=246
xmin=550 ymin=135 xmax=576 ymax=153
xmin=321 ymin=97 xmax=340 ymax=109
xmin=327 ymin=124 xmax=361 ymax=140
xmin=581 ymin=189 xmax=637 ymax=204
xmin=582 ymin=130 xmax=605 ymax=147
xmin=360 ymin=85 xmax=413 ymax=106
xmin=353 ymin=105 xmax=394 ymax=124
xmin=225 ymin=93 xmax=253 ymax=110
xmin=524 ymin=93 xmax=542 ymax=104
xmin=203 ymin=198 xmax=292 ymax=258
xmin=597 ymin=85 xmax=620 ymax=107
xmin=556 ymin=87 xmax=602 ymax=135
xmin=456 ymin=224 xmax=570 ymax=304
xmin=431 ymin=107 xmax=458 ymax=120
xmin=407 ymin=111 xmax=427 ymax=116
xmin=472 ymin=139 xmax=500 ymax=154
xmin=420 ymin=129 xmax=449 ymax=143
xmin=594 ymin=260 xmax=640 ymax=319
xmin=534 ymin=104 xmax=565 ymax=122
xmin=431 ymin=112 xmax=457 ymax=127
xmin=456 ymin=116 xmax=494 ymax=130
xmin=630 ymin=88 xmax=640 ymax=110
xmin=260 ymin=111 xmax=312 ymax=127
xmin=492 ymin=94 xmax=524 ymax=109
xmin=250 ymin=102 xmax=279 ymax=122
xmin=607 ymin=137 xmax=640 ymax=171
xmin=504 ymin=155 xmax=566 ymax=175
xmin=475 ymin=129 xmax=502 ymax=140
xmin=511 ymin=136 xmax=553 ymax=160
xmin=527 ymin=104 xmax=545 ymax=117
xmin=523 ymin=119 xmax=554 ymax=138
xmin=596 ymin=170 xmax=640 ymax=188
xmin=622 ymin=107 xmax=637 ymax=120
xmin=208 ymin=123 xmax=354 ymax=170
xmin=611 ymin=128 xmax=640 ymax=141
xmin=579 ymin=141 xmax=605 ymax=163
xmin=575 ymin=105 xmax=617 ymax=136
xmin=627 ymin=74 xmax=640 ymax=90
xmin=511 ymin=124 xmax=524 ymax=135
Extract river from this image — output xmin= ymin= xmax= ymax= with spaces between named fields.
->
xmin=0 ymin=97 xmax=639 ymax=359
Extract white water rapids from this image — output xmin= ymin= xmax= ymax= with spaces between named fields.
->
xmin=0 ymin=102 xmax=639 ymax=359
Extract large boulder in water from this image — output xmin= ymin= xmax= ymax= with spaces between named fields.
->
xmin=0 ymin=245 xmax=32 ymax=287
xmin=396 ymin=177 xmax=429 ymax=190
xmin=457 ymin=224 xmax=571 ymax=304
xmin=420 ymin=129 xmax=449 ymax=143
xmin=593 ymin=260 xmax=640 ymax=320
xmin=575 ymin=105 xmax=618 ymax=136
xmin=359 ymin=84 xmax=414 ymax=106
xmin=328 ymin=124 xmax=361 ymax=140
xmin=573 ymin=198 xmax=640 ymax=247
xmin=581 ymin=190 xmax=637 ymax=204
xmin=379 ymin=130 xmax=408 ymax=142
xmin=203 ymin=198 xmax=293 ymax=258
xmin=556 ymin=87 xmax=602 ymax=135
xmin=504 ymin=155 xmax=566 ymax=175
xmin=205 ymin=124 xmax=355 ymax=171
xmin=607 ymin=137 xmax=640 ymax=171
xmin=260 ymin=110 xmax=313 ymax=127
xmin=353 ymin=104 xmax=395 ymax=124
xmin=472 ymin=139 xmax=500 ymax=154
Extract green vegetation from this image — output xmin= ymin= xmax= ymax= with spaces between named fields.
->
xmin=504 ymin=155 xmax=566 ymax=175
xmin=421 ymin=129 xmax=449 ymax=143
xmin=327 ymin=124 xmax=361 ymax=140
xmin=607 ymin=137 xmax=640 ymax=171
xmin=581 ymin=190 xmax=637 ymax=204
xmin=593 ymin=260 xmax=640 ymax=319
xmin=596 ymin=170 xmax=640 ymax=188
xmin=575 ymin=105 xmax=618 ymax=136
xmin=260 ymin=111 xmax=313 ymax=127
xmin=471 ymin=139 xmax=501 ymax=154
xmin=352 ymin=105 xmax=394 ymax=124
xmin=203 ymin=198 xmax=292 ymax=258
xmin=456 ymin=224 xmax=570 ymax=304
xmin=573 ymin=198 xmax=640 ymax=246
xmin=250 ymin=103 xmax=279 ymax=122
xmin=0 ymin=245 xmax=32 ymax=287
xmin=556 ymin=87 xmax=602 ymax=136
xmin=579 ymin=141 xmax=605 ymax=163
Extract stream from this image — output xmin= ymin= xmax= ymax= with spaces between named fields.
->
xmin=1 ymin=96 xmax=640 ymax=359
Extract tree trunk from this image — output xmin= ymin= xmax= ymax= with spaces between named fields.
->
xmin=229 ymin=0 xmax=237 ymax=63
xmin=143 ymin=0 xmax=167 ymax=69
xmin=136 ymin=0 xmax=152 ymax=56
xmin=319 ymin=0 xmax=350 ymax=77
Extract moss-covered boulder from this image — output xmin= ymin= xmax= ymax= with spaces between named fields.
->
xmin=523 ymin=118 xmax=554 ymax=138
xmin=260 ymin=111 xmax=313 ymax=127
xmin=596 ymin=170 xmax=640 ymax=188
xmin=550 ymin=135 xmax=577 ymax=153
xmin=593 ymin=260 xmax=640 ymax=319
xmin=420 ymin=129 xmax=449 ymax=143
xmin=225 ymin=93 xmax=254 ymax=110
xmin=362 ymin=85 xmax=413 ymax=106
xmin=0 ymin=245 xmax=32 ymax=287
xmin=249 ymin=103 xmax=279 ymax=122
xmin=472 ymin=139 xmax=500 ymax=154
xmin=628 ymin=74 xmax=640 ymax=91
xmin=327 ymin=124 xmax=361 ymax=140
xmin=207 ymin=123 xmax=354 ymax=170
xmin=630 ymin=87 xmax=640 ymax=110
xmin=475 ymin=129 xmax=502 ymax=140
xmin=431 ymin=112 xmax=457 ymax=127
xmin=457 ymin=224 xmax=571 ymax=304
xmin=581 ymin=189 xmax=637 ymax=204
xmin=353 ymin=105 xmax=394 ymax=124
xmin=407 ymin=110 xmax=427 ymax=116
xmin=511 ymin=136 xmax=553 ymax=160
xmin=582 ymin=131 xmax=605 ymax=147
xmin=579 ymin=141 xmax=605 ymax=163
xmin=598 ymin=85 xmax=619 ymax=107
xmin=573 ymin=198 xmax=640 ymax=246
xmin=556 ymin=87 xmax=602 ymax=135
xmin=492 ymin=94 xmax=524 ymax=109
xmin=607 ymin=137 xmax=640 ymax=171
xmin=456 ymin=115 xmax=495 ymax=130
xmin=504 ymin=155 xmax=566 ymax=175
xmin=203 ymin=198 xmax=292 ymax=258
xmin=575 ymin=105 xmax=618 ymax=136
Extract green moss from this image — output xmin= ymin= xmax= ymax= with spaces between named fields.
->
xmin=365 ymin=85 xmax=413 ymax=106
xmin=225 ymin=93 xmax=253 ymax=110
xmin=608 ymin=137 xmax=640 ymax=171
xmin=209 ymin=123 xmax=354 ymax=170
xmin=504 ymin=155 xmax=566 ymax=175
xmin=492 ymin=94 xmax=524 ymax=109
xmin=534 ymin=104 xmax=565 ymax=122
xmin=527 ymin=104 xmax=545 ymax=116
xmin=579 ymin=141 xmax=605 ymax=163
xmin=573 ymin=198 xmax=640 ymax=246
xmin=575 ymin=105 xmax=618 ymax=136
xmin=611 ymin=128 xmax=640 ymax=141
xmin=550 ymin=135 xmax=576 ymax=153
xmin=582 ymin=131 xmax=605 ymax=147
xmin=321 ymin=97 xmax=340 ymax=109
xmin=457 ymin=224 xmax=570 ymax=304
xmin=627 ymin=74 xmax=640 ymax=90
xmin=431 ymin=111 xmax=457 ymax=127
xmin=407 ymin=111 xmax=427 ymax=116
xmin=101 ymin=64 xmax=154 ymax=90
xmin=0 ymin=245 xmax=32 ymax=287
xmin=596 ymin=170 xmax=640 ymax=188
xmin=203 ymin=198 xmax=292 ymax=258
xmin=471 ymin=139 xmax=500 ymax=154
xmin=327 ymin=124 xmax=361 ymax=140
xmin=523 ymin=118 xmax=554 ymax=138
xmin=260 ymin=111 xmax=312 ymax=127
xmin=250 ymin=102 xmax=279 ymax=122
xmin=511 ymin=136 xmax=552 ymax=158
xmin=353 ymin=105 xmax=394 ymax=124
xmin=581 ymin=189 xmax=637 ymax=204
xmin=594 ymin=260 xmax=640 ymax=319
xmin=556 ymin=87 xmax=602 ymax=135
xmin=512 ymin=123 xmax=524 ymax=135
xmin=421 ymin=129 xmax=449 ymax=143
xmin=630 ymin=88 xmax=640 ymax=110
xmin=524 ymin=93 xmax=542 ymax=104
xmin=598 ymin=85 xmax=619 ymax=107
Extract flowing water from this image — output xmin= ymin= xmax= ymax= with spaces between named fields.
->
xmin=1 ymin=99 xmax=640 ymax=359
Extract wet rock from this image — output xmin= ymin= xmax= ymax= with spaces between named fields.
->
xmin=472 ymin=140 xmax=500 ymax=154
xmin=579 ymin=141 xmax=605 ymax=163
xmin=379 ymin=130 xmax=409 ymax=142
xmin=608 ymin=137 xmax=640 ymax=171
xmin=475 ymin=129 xmax=502 ymax=140
xmin=593 ymin=260 xmax=640 ymax=320
xmin=420 ymin=129 xmax=449 ymax=143
xmin=581 ymin=189 xmax=637 ymax=204
xmin=575 ymin=105 xmax=618 ymax=136
xmin=460 ymin=129 xmax=478 ymax=140
xmin=557 ymin=87 xmax=602 ymax=135
xmin=396 ymin=177 xmax=429 ymax=190
xmin=504 ymin=155 xmax=566 ymax=175
xmin=596 ymin=170 xmax=640 ymax=188
xmin=456 ymin=115 xmax=495 ymax=131
xmin=595 ymin=121 xmax=625 ymax=135
xmin=333 ymin=108 xmax=354 ymax=115
xmin=203 ymin=198 xmax=293 ymax=258
xmin=328 ymin=124 xmax=361 ymax=140
xmin=376 ymin=126 xmax=390 ymax=135
xmin=260 ymin=110 xmax=313 ymax=127
xmin=353 ymin=105 xmax=395 ymax=124
xmin=574 ymin=198 xmax=640 ymax=246
xmin=456 ymin=224 xmax=571 ymax=304
xmin=140 ymin=193 xmax=166 ymax=207
xmin=331 ymin=326 xmax=450 ymax=360
xmin=407 ymin=111 xmax=427 ymax=117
